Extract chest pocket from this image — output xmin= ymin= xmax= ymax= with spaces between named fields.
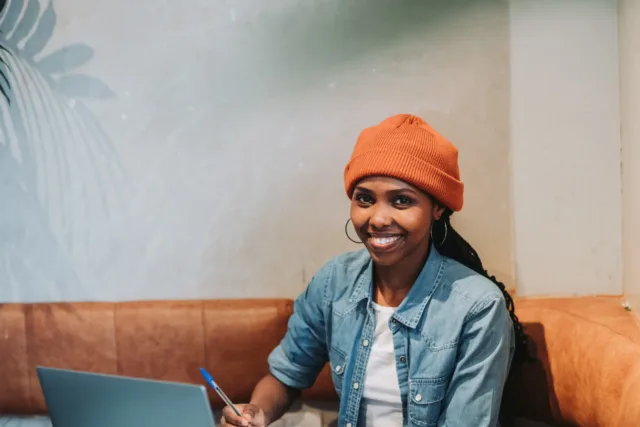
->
xmin=329 ymin=346 xmax=348 ymax=396
xmin=408 ymin=378 xmax=448 ymax=426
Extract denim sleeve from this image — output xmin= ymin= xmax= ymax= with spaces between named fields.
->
xmin=267 ymin=260 xmax=333 ymax=390
xmin=438 ymin=295 xmax=515 ymax=427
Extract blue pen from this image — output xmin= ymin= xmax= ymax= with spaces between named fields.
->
xmin=200 ymin=368 xmax=242 ymax=417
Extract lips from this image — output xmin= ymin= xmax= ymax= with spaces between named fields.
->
xmin=367 ymin=234 xmax=404 ymax=252
xmin=370 ymin=236 xmax=401 ymax=246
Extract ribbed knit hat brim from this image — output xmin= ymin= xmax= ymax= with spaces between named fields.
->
xmin=344 ymin=114 xmax=464 ymax=211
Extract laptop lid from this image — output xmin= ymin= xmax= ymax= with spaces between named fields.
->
xmin=37 ymin=366 xmax=216 ymax=427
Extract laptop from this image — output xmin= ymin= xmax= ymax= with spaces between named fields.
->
xmin=36 ymin=366 xmax=217 ymax=427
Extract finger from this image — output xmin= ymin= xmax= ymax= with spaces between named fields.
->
xmin=242 ymin=405 xmax=256 ymax=419
xmin=241 ymin=405 xmax=256 ymax=425
xmin=222 ymin=406 xmax=249 ymax=426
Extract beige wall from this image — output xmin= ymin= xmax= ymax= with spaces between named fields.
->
xmin=509 ymin=0 xmax=622 ymax=297
xmin=619 ymin=0 xmax=640 ymax=314
xmin=0 ymin=0 xmax=627 ymax=302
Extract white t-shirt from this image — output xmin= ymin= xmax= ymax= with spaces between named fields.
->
xmin=360 ymin=302 xmax=403 ymax=426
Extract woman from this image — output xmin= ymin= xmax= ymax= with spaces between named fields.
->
xmin=222 ymin=114 xmax=528 ymax=427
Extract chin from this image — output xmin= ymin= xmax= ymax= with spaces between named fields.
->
xmin=368 ymin=253 xmax=403 ymax=267
xmin=364 ymin=246 xmax=405 ymax=266
xmin=365 ymin=236 xmax=430 ymax=267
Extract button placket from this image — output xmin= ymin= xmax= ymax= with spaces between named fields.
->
xmin=344 ymin=304 xmax=374 ymax=427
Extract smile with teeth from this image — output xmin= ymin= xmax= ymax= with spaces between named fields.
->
xmin=369 ymin=235 xmax=402 ymax=247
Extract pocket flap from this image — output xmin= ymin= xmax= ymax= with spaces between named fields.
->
xmin=409 ymin=378 xmax=447 ymax=405
xmin=330 ymin=346 xmax=347 ymax=377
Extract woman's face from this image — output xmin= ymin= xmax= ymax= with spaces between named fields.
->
xmin=350 ymin=176 xmax=445 ymax=267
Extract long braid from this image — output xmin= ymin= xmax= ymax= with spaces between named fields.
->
xmin=432 ymin=209 xmax=531 ymax=364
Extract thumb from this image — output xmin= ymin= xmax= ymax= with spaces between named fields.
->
xmin=242 ymin=405 xmax=256 ymax=421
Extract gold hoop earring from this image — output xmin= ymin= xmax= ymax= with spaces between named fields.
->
xmin=345 ymin=218 xmax=363 ymax=244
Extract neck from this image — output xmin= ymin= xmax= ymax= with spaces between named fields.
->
xmin=374 ymin=242 xmax=431 ymax=307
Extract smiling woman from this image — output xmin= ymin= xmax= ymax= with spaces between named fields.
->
xmin=344 ymin=116 xmax=527 ymax=356
xmin=221 ymin=114 xmax=529 ymax=427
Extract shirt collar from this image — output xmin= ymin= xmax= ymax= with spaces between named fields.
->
xmin=350 ymin=243 xmax=446 ymax=329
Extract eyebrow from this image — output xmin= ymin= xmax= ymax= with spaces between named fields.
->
xmin=354 ymin=185 xmax=419 ymax=197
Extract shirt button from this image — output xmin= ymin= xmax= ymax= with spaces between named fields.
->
xmin=415 ymin=393 xmax=422 ymax=402
xmin=363 ymin=339 xmax=369 ymax=347
xmin=353 ymin=382 xmax=359 ymax=390
xmin=399 ymin=356 xmax=406 ymax=363
xmin=334 ymin=365 xmax=342 ymax=373
xmin=391 ymin=318 xmax=398 ymax=324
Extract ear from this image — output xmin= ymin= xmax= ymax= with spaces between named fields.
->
xmin=432 ymin=204 xmax=446 ymax=221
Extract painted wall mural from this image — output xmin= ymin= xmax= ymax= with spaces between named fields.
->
xmin=0 ymin=0 xmax=517 ymax=303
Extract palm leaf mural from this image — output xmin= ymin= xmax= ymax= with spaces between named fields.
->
xmin=0 ymin=47 xmax=9 ymax=104
xmin=0 ymin=0 xmax=130 ymax=301
xmin=0 ymin=0 xmax=10 ymax=104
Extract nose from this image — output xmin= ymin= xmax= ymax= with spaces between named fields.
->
xmin=369 ymin=203 xmax=394 ymax=229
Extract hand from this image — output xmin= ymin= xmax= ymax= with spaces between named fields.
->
xmin=221 ymin=404 xmax=267 ymax=427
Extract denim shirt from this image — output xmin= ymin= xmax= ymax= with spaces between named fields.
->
xmin=268 ymin=245 xmax=515 ymax=427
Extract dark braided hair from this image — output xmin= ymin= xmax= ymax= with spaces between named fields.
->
xmin=431 ymin=207 xmax=531 ymax=364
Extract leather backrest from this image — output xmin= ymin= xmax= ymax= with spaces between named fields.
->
xmin=1 ymin=297 xmax=639 ymax=427
xmin=0 ymin=299 xmax=336 ymax=414
xmin=503 ymin=301 xmax=640 ymax=427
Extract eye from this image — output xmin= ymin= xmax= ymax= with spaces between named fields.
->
xmin=393 ymin=195 xmax=414 ymax=207
xmin=354 ymin=193 xmax=374 ymax=204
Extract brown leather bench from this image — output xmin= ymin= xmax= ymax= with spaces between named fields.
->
xmin=1 ymin=297 xmax=639 ymax=426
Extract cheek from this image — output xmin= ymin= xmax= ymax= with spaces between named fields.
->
xmin=400 ymin=212 xmax=432 ymax=237
xmin=349 ymin=205 xmax=367 ymax=228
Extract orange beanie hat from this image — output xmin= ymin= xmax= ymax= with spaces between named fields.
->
xmin=344 ymin=114 xmax=464 ymax=211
